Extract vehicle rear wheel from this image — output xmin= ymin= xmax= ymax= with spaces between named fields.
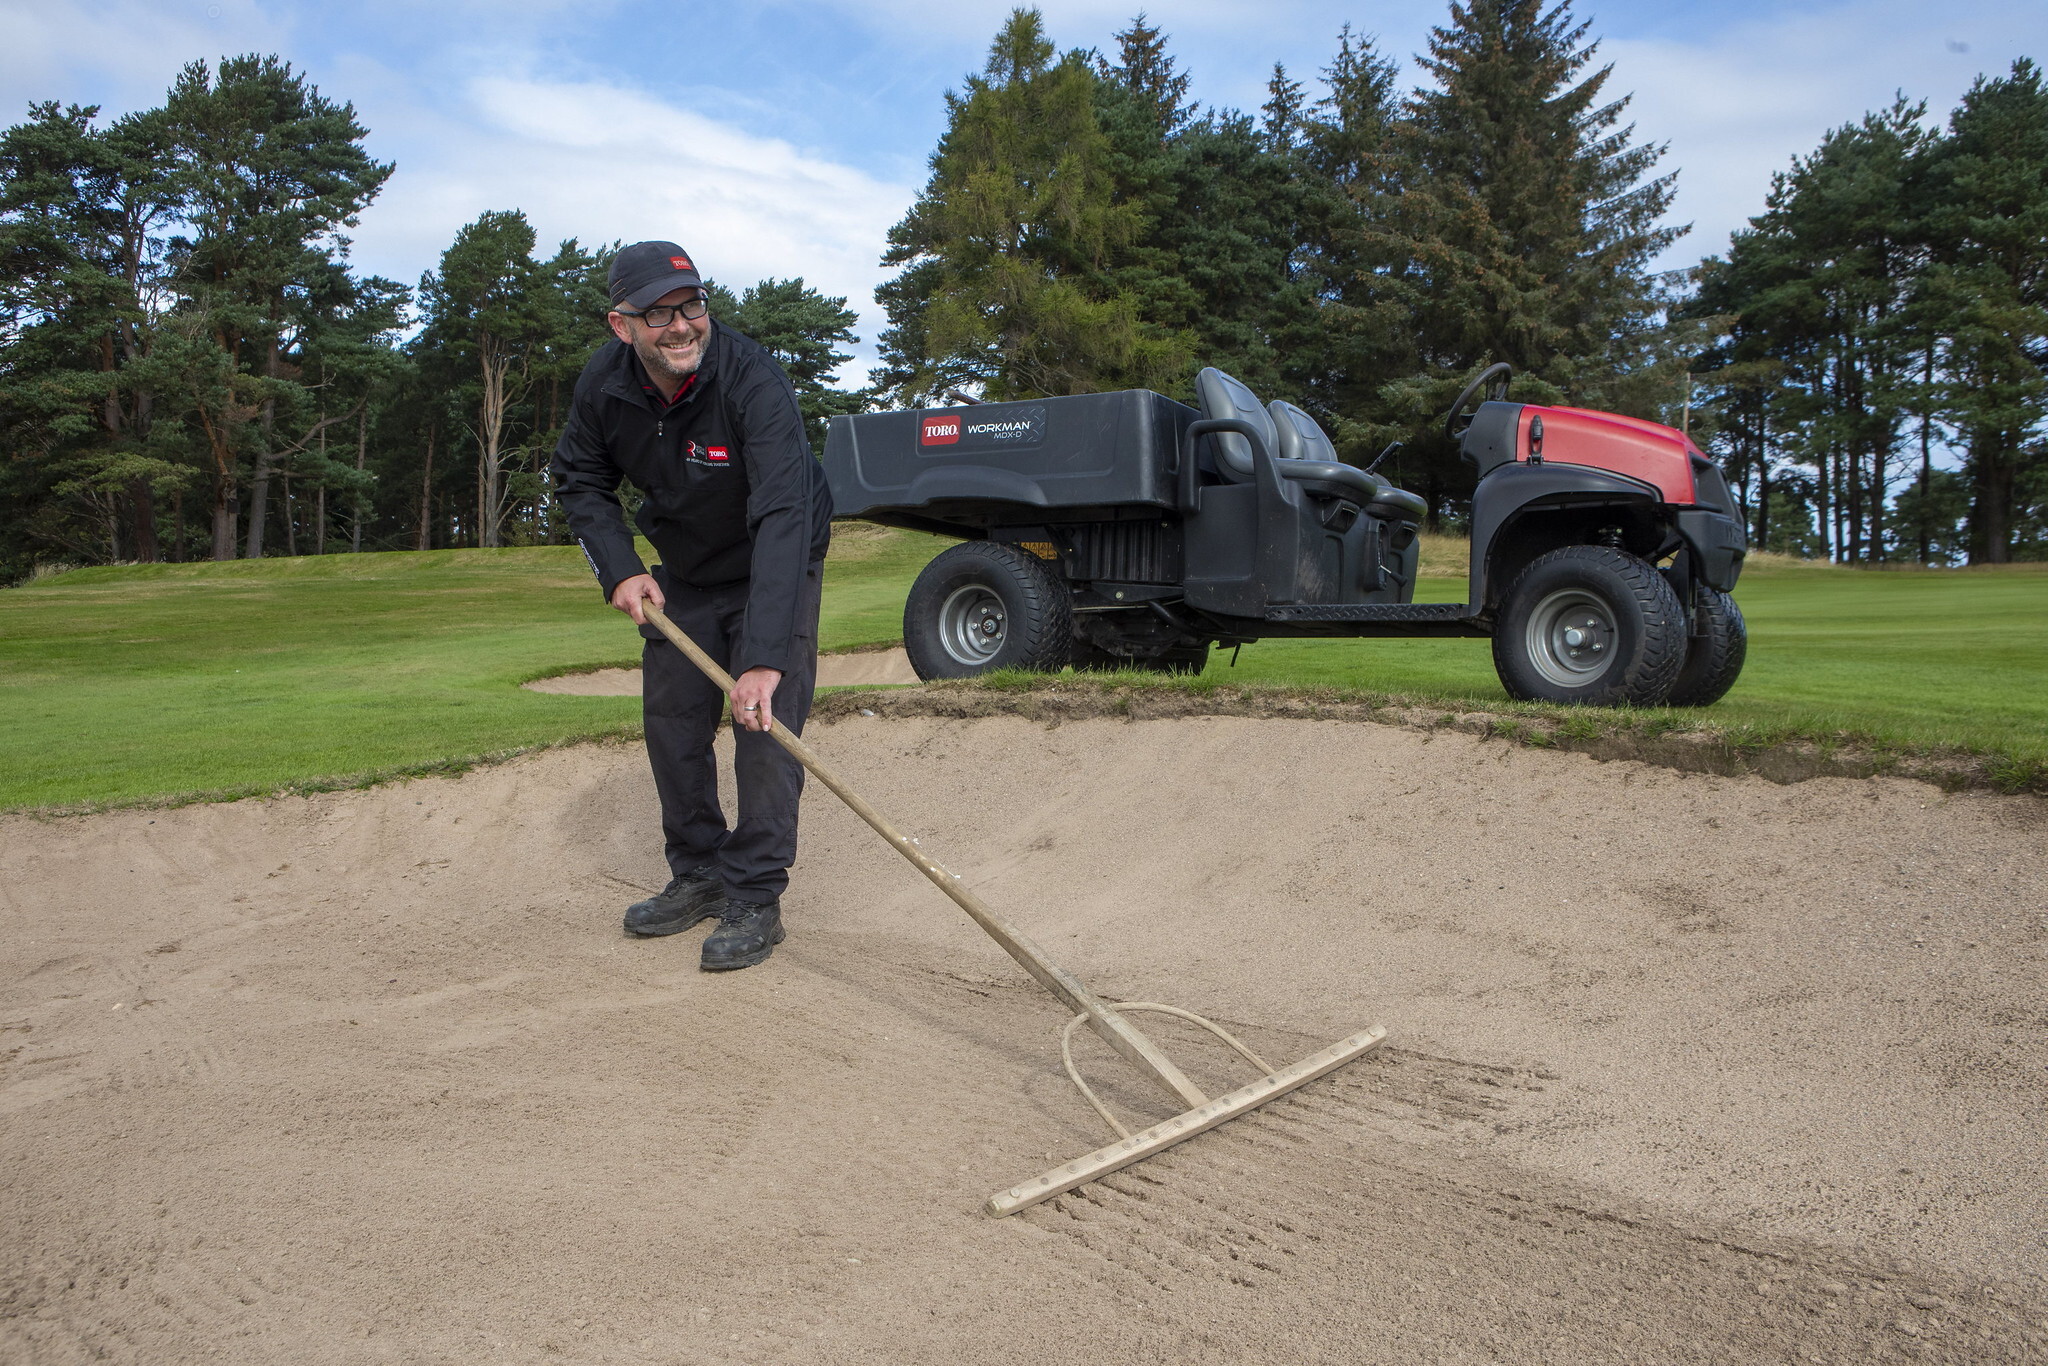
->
xmin=1667 ymin=588 xmax=1747 ymax=706
xmin=903 ymin=541 xmax=1074 ymax=680
xmin=1492 ymin=546 xmax=1686 ymax=706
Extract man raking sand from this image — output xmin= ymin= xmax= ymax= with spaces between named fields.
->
xmin=637 ymin=599 xmax=1389 ymax=1214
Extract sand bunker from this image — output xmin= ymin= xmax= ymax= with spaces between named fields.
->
xmin=525 ymin=647 xmax=918 ymax=695
xmin=4 ymin=716 xmax=2046 ymax=1363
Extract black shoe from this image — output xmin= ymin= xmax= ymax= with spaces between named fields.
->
xmin=623 ymin=867 xmax=725 ymax=937
xmin=701 ymin=899 xmax=785 ymax=971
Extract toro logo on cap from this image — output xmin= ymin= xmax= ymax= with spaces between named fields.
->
xmin=669 ymin=254 xmax=693 ymax=271
xmin=921 ymin=415 xmax=961 ymax=446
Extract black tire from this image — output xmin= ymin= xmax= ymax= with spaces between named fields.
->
xmin=1667 ymin=588 xmax=1747 ymax=707
xmin=1492 ymin=546 xmax=1687 ymax=706
xmin=903 ymin=542 xmax=1074 ymax=680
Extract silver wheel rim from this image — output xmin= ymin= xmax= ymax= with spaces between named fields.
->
xmin=937 ymin=584 xmax=1007 ymax=666
xmin=1525 ymin=587 xmax=1617 ymax=687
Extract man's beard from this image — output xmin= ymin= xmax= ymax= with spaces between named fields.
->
xmin=633 ymin=326 xmax=705 ymax=387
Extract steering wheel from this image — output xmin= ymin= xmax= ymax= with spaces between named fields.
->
xmin=1442 ymin=362 xmax=1514 ymax=441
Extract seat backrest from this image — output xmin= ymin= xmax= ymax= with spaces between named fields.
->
xmin=1195 ymin=367 xmax=1278 ymax=482
xmin=1267 ymin=400 xmax=1340 ymax=464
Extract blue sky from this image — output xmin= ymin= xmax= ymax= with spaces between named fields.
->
xmin=5 ymin=0 xmax=2044 ymax=381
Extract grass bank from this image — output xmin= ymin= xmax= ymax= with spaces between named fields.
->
xmin=2 ymin=526 xmax=2040 ymax=810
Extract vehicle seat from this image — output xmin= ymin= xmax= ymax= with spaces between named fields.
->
xmin=1268 ymin=400 xmax=1429 ymax=522
xmin=1194 ymin=368 xmax=1278 ymax=483
xmin=1196 ymin=368 xmax=1368 ymax=500
xmin=1267 ymin=400 xmax=1391 ymax=506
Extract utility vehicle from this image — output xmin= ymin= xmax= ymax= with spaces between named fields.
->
xmin=821 ymin=364 xmax=1748 ymax=707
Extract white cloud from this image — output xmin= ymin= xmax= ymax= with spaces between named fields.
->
xmin=0 ymin=0 xmax=288 ymax=118
xmin=350 ymin=75 xmax=917 ymax=382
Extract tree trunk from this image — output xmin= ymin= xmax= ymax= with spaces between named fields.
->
xmin=1917 ymin=344 xmax=1934 ymax=566
xmin=476 ymin=339 xmax=510 ymax=549
xmin=1815 ymin=443 xmax=1832 ymax=563
xmin=351 ymin=407 xmax=369 ymax=554
xmin=245 ymin=327 xmax=283 ymax=559
xmin=211 ymin=496 xmax=237 ymax=561
xmin=283 ymin=471 xmax=297 ymax=557
xmin=1968 ymin=430 xmax=2015 ymax=565
xmin=246 ymin=449 xmax=278 ymax=557
xmin=417 ymin=422 xmax=436 ymax=551
xmin=126 ymin=477 xmax=160 ymax=562
xmin=1752 ymin=401 xmax=1770 ymax=550
xmin=312 ymin=404 xmax=326 ymax=555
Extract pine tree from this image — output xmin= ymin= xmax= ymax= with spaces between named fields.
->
xmin=159 ymin=55 xmax=392 ymax=558
xmin=1920 ymin=59 xmax=2048 ymax=564
xmin=1695 ymin=101 xmax=1937 ymax=563
xmin=417 ymin=210 xmax=544 ymax=549
xmin=721 ymin=277 xmax=866 ymax=454
xmin=1367 ymin=0 xmax=1681 ymax=520
xmin=0 ymin=101 xmax=185 ymax=570
xmin=1260 ymin=63 xmax=1304 ymax=152
xmin=1091 ymin=14 xmax=1314 ymax=401
xmin=1293 ymin=27 xmax=1413 ymax=464
xmin=875 ymin=8 xmax=1190 ymax=402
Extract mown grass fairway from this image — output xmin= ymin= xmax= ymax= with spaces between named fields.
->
xmin=1224 ymin=556 xmax=2048 ymax=762
xmin=2 ymin=526 xmax=2041 ymax=809
xmin=0 ymin=526 xmax=944 ymax=810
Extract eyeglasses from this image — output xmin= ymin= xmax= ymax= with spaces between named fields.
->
xmin=615 ymin=295 xmax=708 ymax=328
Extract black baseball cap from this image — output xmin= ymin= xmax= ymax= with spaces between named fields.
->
xmin=608 ymin=241 xmax=704 ymax=309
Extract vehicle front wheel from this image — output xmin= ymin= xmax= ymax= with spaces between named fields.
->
xmin=1667 ymin=588 xmax=1747 ymax=706
xmin=1492 ymin=546 xmax=1687 ymax=706
xmin=903 ymin=541 xmax=1074 ymax=680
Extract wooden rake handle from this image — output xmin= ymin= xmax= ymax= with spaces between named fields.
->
xmin=639 ymin=604 xmax=1210 ymax=1109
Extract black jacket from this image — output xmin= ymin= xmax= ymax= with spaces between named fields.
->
xmin=551 ymin=322 xmax=833 ymax=676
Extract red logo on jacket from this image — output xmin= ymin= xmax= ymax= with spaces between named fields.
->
xmin=707 ymin=446 xmax=729 ymax=463
xmin=921 ymin=415 xmax=961 ymax=446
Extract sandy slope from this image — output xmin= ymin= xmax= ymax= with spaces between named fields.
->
xmin=3 ymin=716 xmax=2045 ymax=1364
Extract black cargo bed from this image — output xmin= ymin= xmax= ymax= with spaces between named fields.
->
xmin=824 ymin=390 xmax=1196 ymax=530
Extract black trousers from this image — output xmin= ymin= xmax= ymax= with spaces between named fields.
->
xmin=641 ymin=562 xmax=822 ymax=904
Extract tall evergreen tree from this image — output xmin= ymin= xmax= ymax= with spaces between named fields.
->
xmin=0 ymin=101 xmax=184 ymax=570
xmin=1095 ymin=12 xmax=1193 ymax=138
xmin=1367 ymin=0 xmax=1681 ymax=520
xmin=416 ymin=210 xmax=544 ymax=549
xmin=1092 ymin=14 xmax=1312 ymax=401
xmin=158 ymin=55 xmax=391 ymax=558
xmin=1920 ymin=59 xmax=2048 ymax=564
xmin=1694 ymin=100 xmax=1941 ymax=563
xmin=720 ymin=277 xmax=866 ymax=454
xmin=876 ymin=8 xmax=1190 ymax=402
xmin=1293 ymin=28 xmax=1414 ymax=463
